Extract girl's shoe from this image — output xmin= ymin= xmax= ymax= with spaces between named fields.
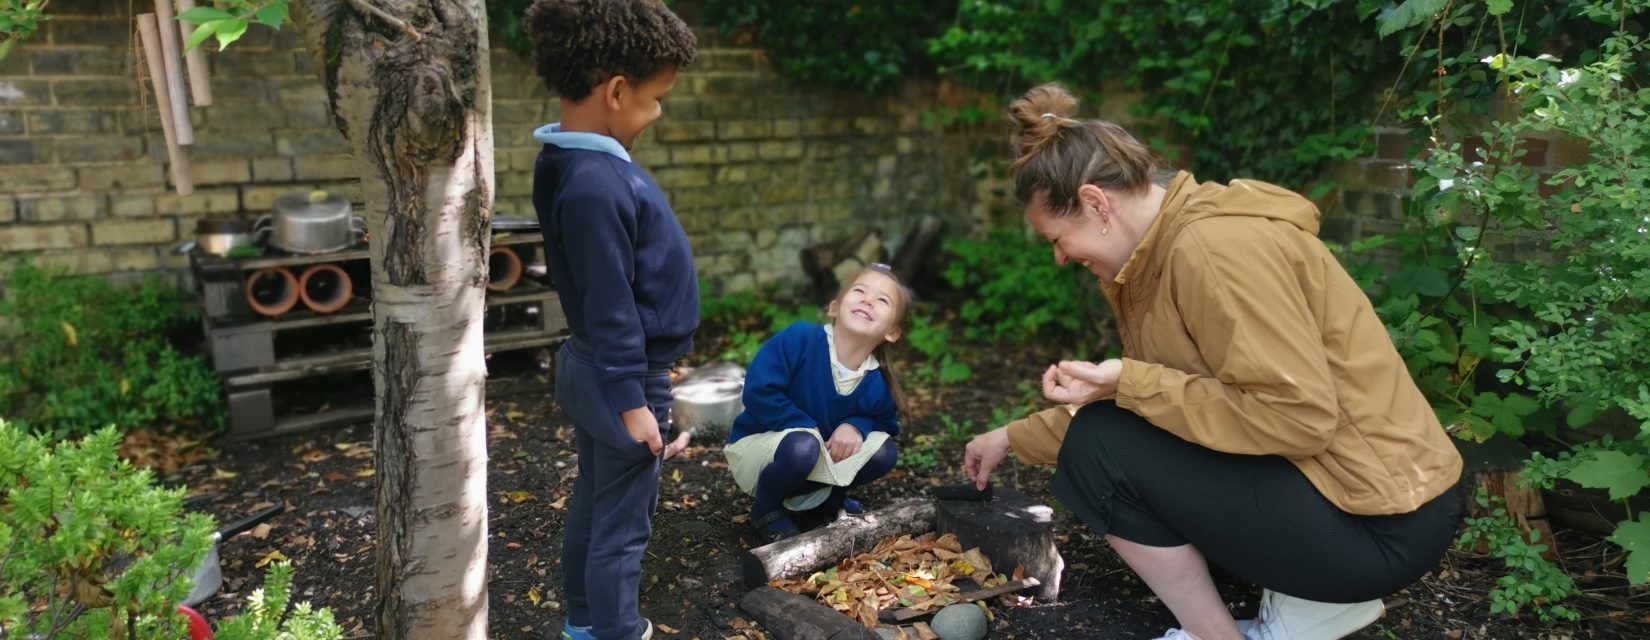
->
xmin=751 ymin=509 xmax=801 ymax=543
xmin=561 ymin=618 xmax=653 ymax=640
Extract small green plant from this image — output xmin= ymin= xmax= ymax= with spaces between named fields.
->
xmin=902 ymin=434 xmax=943 ymax=473
xmin=1456 ymin=489 xmax=1581 ymax=623
xmin=941 ymin=228 xmax=1109 ymax=346
xmin=0 ymin=420 xmax=215 ymax=639
xmin=936 ymin=414 xmax=978 ymax=446
xmin=903 ymin=311 xmax=973 ymax=386
xmin=698 ymin=286 xmax=818 ymax=365
xmin=213 ymin=562 xmax=345 ymax=640
xmin=0 ymin=262 xmax=223 ymax=438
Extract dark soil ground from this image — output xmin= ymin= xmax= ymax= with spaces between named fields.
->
xmin=164 ymin=331 xmax=1650 ymax=640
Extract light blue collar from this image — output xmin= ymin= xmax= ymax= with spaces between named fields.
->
xmin=532 ymin=122 xmax=631 ymax=162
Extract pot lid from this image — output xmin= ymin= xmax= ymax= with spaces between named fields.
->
xmin=274 ymin=190 xmax=351 ymax=220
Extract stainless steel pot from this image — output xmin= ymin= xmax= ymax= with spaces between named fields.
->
xmin=175 ymin=218 xmax=266 ymax=257
xmin=183 ymin=504 xmax=285 ymax=607
xmin=670 ymin=363 xmax=746 ymax=437
xmin=257 ymin=190 xmax=363 ymax=255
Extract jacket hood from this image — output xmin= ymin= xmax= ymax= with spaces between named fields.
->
xmin=1112 ymin=172 xmax=1321 ymax=288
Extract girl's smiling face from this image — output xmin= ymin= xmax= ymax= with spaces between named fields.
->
xmin=829 ymin=270 xmax=905 ymax=343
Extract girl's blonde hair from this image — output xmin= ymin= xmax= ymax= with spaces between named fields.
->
xmin=831 ymin=264 xmax=912 ymax=421
xmin=1006 ymin=83 xmax=1172 ymax=217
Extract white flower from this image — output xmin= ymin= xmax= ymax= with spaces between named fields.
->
xmin=1560 ymin=69 xmax=1581 ymax=86
xmin=1439 ymin=178 xmax=1456 ymax=191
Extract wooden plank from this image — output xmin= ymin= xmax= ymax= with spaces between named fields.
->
xmin=223 ymin=331 xmax=565 ymax=388
xmin=195 ymin=232 xmax=546 ymax=271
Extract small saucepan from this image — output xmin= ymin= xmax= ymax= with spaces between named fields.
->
xmin=182 ymin=504 xmax=286 ymax=607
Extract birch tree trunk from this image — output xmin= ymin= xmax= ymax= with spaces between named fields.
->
xmin=289 ymin=2 xmax=492 ymax=638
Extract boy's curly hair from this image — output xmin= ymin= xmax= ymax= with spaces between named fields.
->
xmin=525 ymin=0 xmax=697 ymax=101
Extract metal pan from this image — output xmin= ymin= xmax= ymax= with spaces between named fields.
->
xmin=183 ymin=504 xmax=285 ymax=607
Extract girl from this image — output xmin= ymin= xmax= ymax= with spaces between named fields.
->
xmin=725 ymin=264 xmax=912 ymax=542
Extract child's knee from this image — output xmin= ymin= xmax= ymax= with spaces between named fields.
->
xmin=775 ymin=431 xmax=823 ymax=468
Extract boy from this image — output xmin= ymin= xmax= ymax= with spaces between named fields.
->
xmin=525 ymin=2 xmax=698 ymax=639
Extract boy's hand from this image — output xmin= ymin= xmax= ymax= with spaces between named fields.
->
xmin=621 ymin=407 xmax=664 ymax=455
xmin=826 ymin=424 xmax=864 ymax=462
xmin=662 ymin=429 xmax=692 ymax=461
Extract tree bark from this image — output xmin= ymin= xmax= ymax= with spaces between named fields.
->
xmin=934 ymin=489 xmax=1063 ymax=601
xmin=290 ymin=2 xmax=491 ymax=638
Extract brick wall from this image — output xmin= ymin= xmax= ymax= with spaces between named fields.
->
xmin=0 ymin=1 xmax=1006 ymax=295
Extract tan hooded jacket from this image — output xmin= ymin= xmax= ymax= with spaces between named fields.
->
xmin=1006 ymin=172 xmax=1462 ymax=515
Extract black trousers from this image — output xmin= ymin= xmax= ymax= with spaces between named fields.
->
xmin=1050 ymin=401 xmax=1461 ymax=604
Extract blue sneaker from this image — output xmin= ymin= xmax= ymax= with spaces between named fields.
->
xmin=562 ymin=618 xmax=654 ymax=640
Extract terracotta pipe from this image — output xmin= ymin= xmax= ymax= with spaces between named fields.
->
xmin=175 ymin=0 xmax=213 ymax=106
xmin=136 ymin=14 xmax=192 ymax=195
xmin=298 ymin=263 xmax=353 ymax=314
xmin=487 ymin=246 xmax=524 ymax=292
xmin=244 ymin=267 xmax=299 ymax=317
xmin=153 ymin=0 xmax=193 ymax=145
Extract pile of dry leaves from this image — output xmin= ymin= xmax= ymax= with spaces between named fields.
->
xmin=769 ymin=532 xmax=1024 ymax=628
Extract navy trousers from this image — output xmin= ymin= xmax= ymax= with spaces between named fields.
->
xmin=555 ymin=341 xmax=673 ymax=640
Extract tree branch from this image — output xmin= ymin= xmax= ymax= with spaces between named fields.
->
xmin=345 ymin=0 xmax=424 ymax=43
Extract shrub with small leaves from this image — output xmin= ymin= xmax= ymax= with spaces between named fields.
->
xmin=0 ymin=420 xmax=215 ymax=639
xmin=0 ymin=262 xmax=223 ymax=438
xmin=213 ymin=562 xmax=345 ymax=640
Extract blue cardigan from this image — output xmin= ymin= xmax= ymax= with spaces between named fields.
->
xmin=728 ymin=322 xmax=901 ymax=444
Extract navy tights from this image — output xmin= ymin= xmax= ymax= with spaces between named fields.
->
xmin=751 ymin=431 xmax=897 ymax=521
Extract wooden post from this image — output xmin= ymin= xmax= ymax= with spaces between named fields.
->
xmin=1458 ymin=436 xmax=1557 ymax=559
xmin=152 ymin=0 xmax=194 ymax=144
xmin=175 ymin=0 xmax=214 ymax=106
xmin=137 ymin=14 xmax=193 ymax=195
xmin=935 ymin=489 xmax=1064 ymax=601
xmin=743 ymin=499 xmax=935 ymax=588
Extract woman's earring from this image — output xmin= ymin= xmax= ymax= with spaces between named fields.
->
xmin=1101 ymin=226 xmax=1110 ymax=236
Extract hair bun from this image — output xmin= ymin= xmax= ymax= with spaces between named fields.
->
xmin=1008 ymin=83 xmax=1079 ymax=168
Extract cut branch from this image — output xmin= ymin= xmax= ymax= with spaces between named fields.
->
xmin=345 ymin=0 xmax=424 ymax=42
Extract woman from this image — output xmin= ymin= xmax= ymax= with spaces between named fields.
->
xmin=962 ymin=84 xmax=1463 ymax=640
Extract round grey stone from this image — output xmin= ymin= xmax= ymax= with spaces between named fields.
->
xmin=929 ymin=603 xmax=988 ymax=640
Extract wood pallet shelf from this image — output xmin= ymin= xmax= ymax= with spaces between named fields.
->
xmin=192 ymin=231 xmax=566 ymax=439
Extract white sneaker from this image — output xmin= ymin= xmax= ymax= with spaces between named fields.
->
xmin=1250 ymin=589 xmax=1383 ymax=640
xmin=1153 ymin=629 xmax=1198 ymax=640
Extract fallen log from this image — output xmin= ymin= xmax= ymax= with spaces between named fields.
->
xmin=740 ymin=586 xmax=879 ymax=640
xmin=744 ymin=498 xmax=935 ymax=588
xmin=935 ymin=489 xmax=1064 ymax=601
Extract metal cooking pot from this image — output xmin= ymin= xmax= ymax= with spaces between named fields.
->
xmin=174 ymin=218 xmax=266 ymax=257
xmin=670 ymin=363 xmax=746 ymax=437
xmin=183 ymin=504 xmax=286 ymax=607
xmin=257 ymin=190 xmax=364 ymax=255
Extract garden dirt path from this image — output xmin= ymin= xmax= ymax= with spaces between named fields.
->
xmin=168 ymin=344 xmax=1650 ymax=640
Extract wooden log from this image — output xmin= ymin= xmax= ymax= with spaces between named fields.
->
xmin=744 ymin=498 xmax=935 ymax=588
xmin=801 ymin=228 xmax=886 ymax=300
xmin=889 ymin=215 xmax=944 ymax=291
xmin=175 ymin=0 xmax=214 ymax=106
xmin=935 ymin=489 xmax=1063 ymax=601
xmin=739 ymin=587 xmax=879 ymax=640
xmin=1457 ymin=436 xmax=1556 ymax=559
xmin=136 ymin=14 xmax=193 ymax=195
xmin=153 ymin=0 xmax=194 ymax=144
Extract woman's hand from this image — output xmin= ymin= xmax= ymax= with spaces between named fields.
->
xmin=827 ymin=424 xmax=865 ymax=462
xmin=963 ymin=427 xmax=1012 ymax=490
xmin=1042 ymin=359 xmax=1123 ymax=405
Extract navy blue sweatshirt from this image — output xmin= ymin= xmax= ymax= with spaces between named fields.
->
xmin=532 ymin=123 xmax=699 ymax=413
xmin=728 ymin=322 xmax=900 ymax=445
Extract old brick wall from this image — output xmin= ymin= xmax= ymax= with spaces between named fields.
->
xmin=0 ymin=2 xmax=1006 ymax=295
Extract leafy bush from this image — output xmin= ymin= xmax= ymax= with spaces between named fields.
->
xmin=1347 ymin=0 xmax=1650 ymax=613
xmin=941 ymin=228 xmax=1110 ymax=346
xmin=701 ymin=0 xmax=954 ymax=93
xmin=698 ymin=286 xmax=818 ymax=365
xmin=903 ymin=310 xmax=972 ymax=385
xmin=1457 ymin=489 xmax=1580 ymax=622
xmin=0 ymin=420 xmax=343 ymax=639
xmin=0 ymin=420 xmax=215 ymax=638
xmin=0 ymin=263 xmax=222 ymax=438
